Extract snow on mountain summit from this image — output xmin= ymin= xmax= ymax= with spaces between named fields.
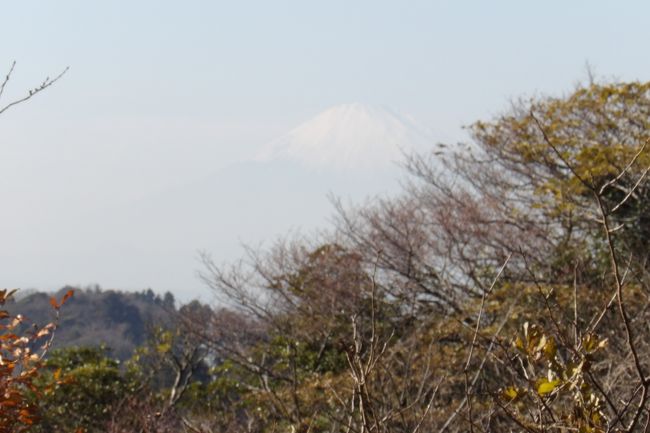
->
xmin=256 ymin=103 xmax=434 ymax=170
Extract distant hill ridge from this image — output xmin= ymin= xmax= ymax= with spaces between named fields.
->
xmin=7 ymin=287 xmax=179 ymax=360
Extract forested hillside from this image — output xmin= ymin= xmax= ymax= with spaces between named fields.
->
xmin=4 ymin=79 xmax=650 ymax=432
xmin=7 ymin=287 xmax=176 ymax=360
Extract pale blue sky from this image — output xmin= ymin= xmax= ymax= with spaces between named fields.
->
xmin=5 ymin=1 xmax=649 ymax=126
xmin=1 ymin=1 xmax=649 ymax=299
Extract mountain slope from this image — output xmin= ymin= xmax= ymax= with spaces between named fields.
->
xmin=257 ymin=103 xmax=434 ymax=170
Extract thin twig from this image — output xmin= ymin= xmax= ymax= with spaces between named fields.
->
xmin=0 ymin=61 xmax=16 ymax=102
xmin=0 ymin=65 xmax=69 ymax=116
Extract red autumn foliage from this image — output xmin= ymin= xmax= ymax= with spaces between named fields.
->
xmin=0 ymin=288 xmax=72 ymax=432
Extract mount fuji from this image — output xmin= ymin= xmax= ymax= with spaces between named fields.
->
xmin=257 ymin=103 xmax=435 ymax=170
xmin=6 ymin=104 xmax=439 ymax=301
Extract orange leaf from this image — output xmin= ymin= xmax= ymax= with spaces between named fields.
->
xmin=61 ymin=289 xmax=74 ymax=306
xmin=49 ymin=297 xmax=59 ymax=309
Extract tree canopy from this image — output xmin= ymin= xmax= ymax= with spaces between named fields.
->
xmin=7 ymin=77 xmax=650 ymax=433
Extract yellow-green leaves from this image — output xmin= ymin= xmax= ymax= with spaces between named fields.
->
xmin=468 ymin=80 xmax=650 ymax=227
xmin=514 ymin=322 xmax=557 ymax=362
xmin=536 ymin=378 xmax=561 ymax=396
xmin=505 ymin=322 xmax=609 ymax=432
xmin=502 ymin=386 xmax=518 ymax=400
xmin=155 ymin=331 xmax=173 ymax=354
xmin=501 ymin=386 xmax=524 ymax=402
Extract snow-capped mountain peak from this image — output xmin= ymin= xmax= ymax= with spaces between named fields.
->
xmin=256 ymin=103 xmax=434 ymax=170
